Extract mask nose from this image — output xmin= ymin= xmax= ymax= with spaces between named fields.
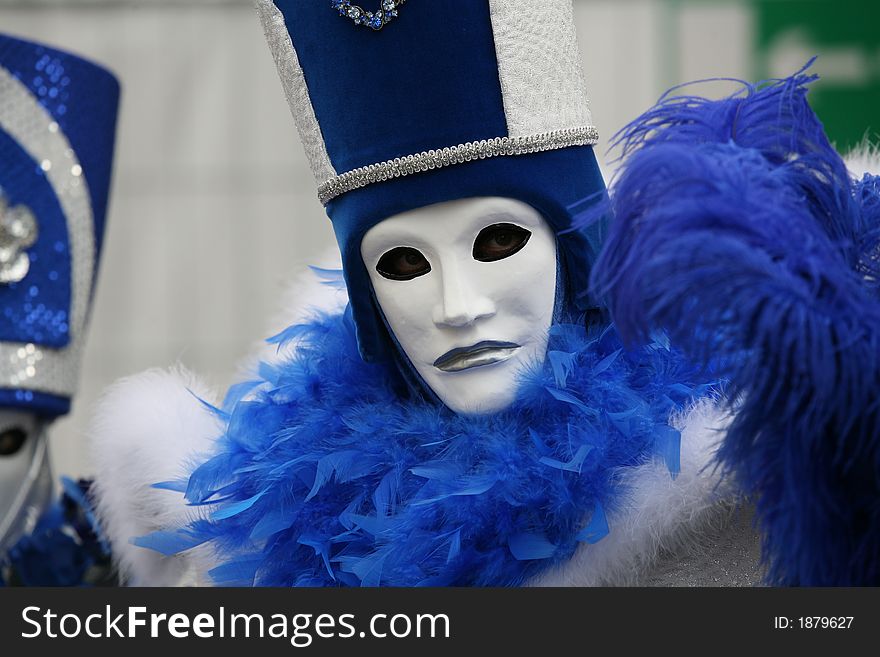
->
xmin=432 ymin=262 xmax=496 ymax=328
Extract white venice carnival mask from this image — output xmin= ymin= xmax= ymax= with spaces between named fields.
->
xmin=0 ymin=410 xmax=43 ymax=544
xmin=361 ymin=197 xmax=558 ymax=415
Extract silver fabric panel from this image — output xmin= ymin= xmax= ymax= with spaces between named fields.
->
xmin=488 ymin=0 xmax=594 ymax=137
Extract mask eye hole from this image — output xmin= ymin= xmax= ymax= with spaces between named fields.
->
xmin=376 ymin=246 xmax=432 ymax=281
xmin=473 ymin=223 xmax=531 ymax=262
xmin=0 ymin=427 xmax=27 ymax=457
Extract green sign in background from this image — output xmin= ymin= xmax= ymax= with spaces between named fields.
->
xmin=755 ymin=0 xmax=880 ymax=150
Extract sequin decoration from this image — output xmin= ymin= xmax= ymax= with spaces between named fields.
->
xmin=0 ymin=194 xmax=39 ymax=284
xmin=331 ymin=0 xmax=407 ymax=31
xmin=0 ymin=64 xmax=94 ymax=397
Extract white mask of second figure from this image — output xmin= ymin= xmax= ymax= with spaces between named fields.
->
xmin=361 ymin=197 xmax=558 ymax=415
xmin=0 ymin=410 xmax=41 ymax=547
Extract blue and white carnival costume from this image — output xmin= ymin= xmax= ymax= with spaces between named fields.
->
xmin=89 ymin=1 xmax=877 ymax=587
xmin=0 ymin=33 xmax=119 ymax=586
xmin=91 ymin=287 xmax=756 ymax=587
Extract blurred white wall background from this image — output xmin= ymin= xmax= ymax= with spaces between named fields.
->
xmin=0 ymin=0 xmax=757 ymax=478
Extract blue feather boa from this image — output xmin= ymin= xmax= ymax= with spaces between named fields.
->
xmin=139 ymin=312 xmax=718 ymax=586
xmin=584 ymin=64 xmax=880 ymax=585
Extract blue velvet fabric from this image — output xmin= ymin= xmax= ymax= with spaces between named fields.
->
xmin=275 ymin=0 xmax=507 ymax=173
xmin=0 ymin=33 xmax=120 ymax=417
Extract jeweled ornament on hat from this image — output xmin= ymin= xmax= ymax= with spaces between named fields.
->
xmin=331 ymin=0 xmax=406 ymax=31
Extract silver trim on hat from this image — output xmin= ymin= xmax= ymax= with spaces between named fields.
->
xmin=317 ymin=125 xmax=599 ymax=205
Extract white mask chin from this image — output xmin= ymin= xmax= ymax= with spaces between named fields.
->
xmin=0 ymin=410 xmax=43 ymax=541
xmin=361 ymin=197 xmax=558 ymax=415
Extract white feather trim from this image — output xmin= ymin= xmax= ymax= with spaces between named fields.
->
xmin=87 ymin=366 xmax=223 ymax=586
xmin=91 ymin=254 xmax=350 ymax=586
xmin=243 ymin=248 xmax=348 ymax=373
xmin=528 ymin=397 xmax=738 ymax=586
xmin=845 ymin=142 xmax=880 ymax=179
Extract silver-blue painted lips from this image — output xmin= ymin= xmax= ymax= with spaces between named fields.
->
xmin=433 ymin=341 xmax=521 ymax=373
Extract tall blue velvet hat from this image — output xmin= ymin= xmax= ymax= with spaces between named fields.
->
xmin=0 ymin=34 xmax=119 ymax=418
xmin=258 ymin=0 xmax=606 ymax=362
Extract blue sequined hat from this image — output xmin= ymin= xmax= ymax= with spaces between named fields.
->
xmin=0 ymin=34 xmax=120 ymax=418
xmin=259 ymin=0 xmax=607 ymax=362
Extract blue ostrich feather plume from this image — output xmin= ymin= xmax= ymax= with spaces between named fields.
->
xmin=137 ymin=310 xmax=718 ymax=587
xmin=584 ymin=63 xmax=880 ymax=585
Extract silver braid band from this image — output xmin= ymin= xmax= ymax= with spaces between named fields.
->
xmin=318 ymin=125 xmax=599 ymax=205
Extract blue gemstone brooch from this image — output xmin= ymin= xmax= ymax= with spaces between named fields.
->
xmin=331 ymin=0 xmax=407 ymax=31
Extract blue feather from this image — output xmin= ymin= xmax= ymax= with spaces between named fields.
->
xmin=307 ymin=266 xmax=347 ymax=291
xmin=548 ymin=350 xmax=578 ymax=387
xmin=307 ymin=451 xmax=368 ymax=501
xmin=222 ymin=380 xmax=262 ymax=413
xmin=539 ymin=444 xmax=594 ymax=473
xmin=207 ymin=559 xmax=261 ymax=586
xmin=409 ymin=461 xmax=461 ymax=480
xmin=588 ymin=63 xmax=880 ymax=584
xmin=545 ymin=387 xmax=594 ymax=415
xmin=576 ymin=502 xmax=609 ymax=544
xmin=249 ymin=511 xmax=294 ymax=541
xmin=132 ymin=530 xmax=208 ymax=556
xmin=151 ymin=480 xmax=188 ymax=493
xmin=211 ymin=490 xmax=267 ymax=521
xmin=298 ymin=533 xmax=335 ymax=579
xmin=508 ymin=533 xmax=557 ymax=561
xmin=653 ymin=425 xmax=682 ymax=479
xmin=446 ymin=529 xmax=462 ymax=564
